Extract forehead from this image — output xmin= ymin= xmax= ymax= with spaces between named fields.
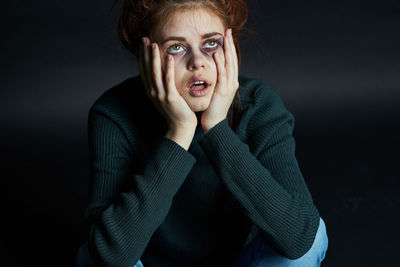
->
xmin=157 ymin=8 xmax=225 ymax=39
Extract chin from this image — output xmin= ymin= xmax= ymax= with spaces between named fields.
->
xmin=188 ymin=100 xmax=211 ymax=112
xmin=185 ymin=86 xmax=214 ymax=112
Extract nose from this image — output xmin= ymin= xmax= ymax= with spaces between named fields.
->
xmin=187 ymin=50 xmax=208 ymax=71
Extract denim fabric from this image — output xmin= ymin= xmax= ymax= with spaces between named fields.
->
xmin=77 ymin=218 xmax=328 ymax=267
xmin=231 ymin=217 xmax=329 ymax=267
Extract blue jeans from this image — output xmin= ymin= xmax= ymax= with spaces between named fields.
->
xmin=77 ymin=218 xmax=328 ymax=267
xmin=76 ymin=243 xmax=144 ymax=267
xmin=231 ymin=217 xmax=328 ymax=266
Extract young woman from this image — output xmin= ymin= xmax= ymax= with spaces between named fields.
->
xmin=77 ymin=0 xmax=329 ymax=266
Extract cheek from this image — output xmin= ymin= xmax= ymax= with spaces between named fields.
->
xmin=210 ymin=48 xmax=223 ymax=71
xmin=159 ymin=54 xmax=183 ymax=80
xmin=160 ymin=55 xmax=168 ymax=74
xmin=173 ymin=61 xmax=187 ymax=92
xmin=210 ymin=54 xmax=219 ymax=76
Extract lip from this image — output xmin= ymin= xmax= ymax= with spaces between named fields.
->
xmin=187 ymin=75 xmax=211 ymax=88
xmin=189 ymin=84 xmax=210 ymax=97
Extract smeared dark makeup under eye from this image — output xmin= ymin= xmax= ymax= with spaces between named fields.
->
xmin=166 ymin=37 xmax=223 ymax=55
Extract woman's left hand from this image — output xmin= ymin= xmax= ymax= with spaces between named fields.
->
xmin=201 ymin=28 xmax=239 ymax=133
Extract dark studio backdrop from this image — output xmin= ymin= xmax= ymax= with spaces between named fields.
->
xmin=1 ymin=0 xmax=399 ymax=266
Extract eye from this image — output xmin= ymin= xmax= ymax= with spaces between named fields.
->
xmin=167 ymin=43 xmax=185 ymax=54
xmin=204 ymin=39 xmax=221 ymax=50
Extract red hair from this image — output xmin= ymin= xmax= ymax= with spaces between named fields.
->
xmin=113 ymin=0 xmax=248 ymax=128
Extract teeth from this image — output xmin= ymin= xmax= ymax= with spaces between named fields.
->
xmin=194 ymin=81 xmax=205 ymax=85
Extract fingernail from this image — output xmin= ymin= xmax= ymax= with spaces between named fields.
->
xmin=229 ymin=28 xmax=232 ymax=36
xmin=142 ymin=37 xmax=146 ymax=44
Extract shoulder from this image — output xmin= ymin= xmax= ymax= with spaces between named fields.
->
xmin=237 ymin=75 xmax=290 ymax=118
xmin=88 ymin=75 xmax=165 ymax=145
xmin=90 ymin=75 xmax=142 ymax=114
xmin=237 ymin=75 xmax=293 ymax=120
xmin=238 ymin=75 xmax=275 ymax=102
xmin=89 ymin=75 xmax=159 ymax=123
xmin=236 ymin=75 xmax=295 ymax=148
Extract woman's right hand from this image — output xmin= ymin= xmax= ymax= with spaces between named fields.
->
xmin=139 ymin=37 xmax=197 ymax=150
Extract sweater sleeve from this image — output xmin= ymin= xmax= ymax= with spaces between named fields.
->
xmin=85 ymin=106 xmax=196 ymax=267
xmin=198 ymin=84 xmax=320 ymax=259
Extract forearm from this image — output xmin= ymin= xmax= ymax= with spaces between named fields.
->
xmin=165 ymin=125 xmax=196 ymax=150
xmin=87 ymin=136 xmax=196 ymax=267
xmin=198 ymin=119 xmax=320 ymax=258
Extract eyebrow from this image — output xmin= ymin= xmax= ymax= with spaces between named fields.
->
xmin=160 ymin=32 xmax=223 ymax=45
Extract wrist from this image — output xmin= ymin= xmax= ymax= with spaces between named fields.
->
xmin=165 ymin=126 xmax=196 ymax=150
xmin=202 ymin=118 xmax=224 ymax=134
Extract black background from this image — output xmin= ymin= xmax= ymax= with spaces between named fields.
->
xmin=1 ymin=0 xmax=399 ymax=266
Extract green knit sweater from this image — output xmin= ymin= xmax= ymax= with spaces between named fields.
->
xmin=85 ymin=74 xmax=320 ymax=267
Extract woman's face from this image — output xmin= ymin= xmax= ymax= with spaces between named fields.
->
xmin=151 ymin=8 xmax=226 ymax=112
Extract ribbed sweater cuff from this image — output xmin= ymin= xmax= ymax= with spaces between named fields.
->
xmin=198 ymin=118 xmax=321 ymax=259
xmin=199 ymin=118 xmax=239 ymax=151
xmin=144 ymin=136 xmax=197 ymax=195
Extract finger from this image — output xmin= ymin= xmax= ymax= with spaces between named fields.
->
xmin=224 ymin=29 xmax=239 ymax=90
xmin=142 ymin=38 xmax=151 ymax=85
xmin=138 ymin=39 xmax=146 ymax=84
xmin=142 ymin=37 xmax=157 ymax=98
xmin=151 ymin=43 xmax=166 ymax=99
xmin=138 ymin=41 xmax=145 ymax=83
xmin=213 ymin=50 xmax=226 ymax=90
xmin=224 ymin=28 xmax=234 ymax=81
xmin=229 ymin=29 xmax=239 ymax=83
xmin=139 ymin=38 xmax=151 ymax=97
xmin=165 ymin=55 xmax=177 ymax=97
xmin=227 ymin=28 xmax=238 ymax=83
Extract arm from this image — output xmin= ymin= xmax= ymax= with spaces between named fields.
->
xmin=198 ymin=84 xmax=320 ymax=259
xmin=85 ymin=106 xmax=196 ymax=267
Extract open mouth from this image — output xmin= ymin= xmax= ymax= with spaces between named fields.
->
xmin=190 ymin=80 xmax=208 ymax=90
xmin=188 ymin=75 xmax=211 ymax=97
